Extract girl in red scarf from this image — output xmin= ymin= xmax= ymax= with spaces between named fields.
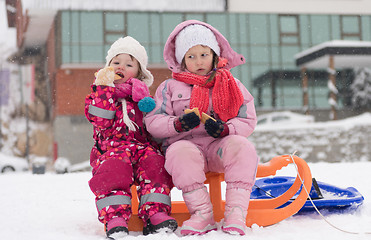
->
xmin=145 ymin=20 xmax=259 ymax=236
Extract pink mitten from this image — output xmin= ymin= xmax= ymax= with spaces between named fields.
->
xmin=131 ymin=78 xmax=150 ymax=102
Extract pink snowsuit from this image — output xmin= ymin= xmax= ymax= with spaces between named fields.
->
xmin=144 ymin=20 xmax=259 ymax=193
xmin=85 ymin=83 xmax=173 ymax=224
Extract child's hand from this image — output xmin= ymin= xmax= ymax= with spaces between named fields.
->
xmin=94 ymin=67 xmax=120 ymax=87
xmin=204 ymin=118 xmax=229 ymax=138
xmin=174 ymin=111 xmax=201 ymax=132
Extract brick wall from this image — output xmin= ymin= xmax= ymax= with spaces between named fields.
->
xmin=55 ymin=69 xmax=93 ymax=115
xmin=54 ymin=67 xmax=171 ymax=116
xmin=149 ymin=68 xmax=172 ymax=96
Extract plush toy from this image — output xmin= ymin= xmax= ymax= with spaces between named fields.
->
xmin=94 ymin=66 xmax=121 ymax=87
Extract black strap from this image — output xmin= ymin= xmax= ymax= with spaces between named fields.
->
xmin=95 ymin=140 xmax=104 ymax=155
xmin=311 ymin=178 xmax=324 ymax=199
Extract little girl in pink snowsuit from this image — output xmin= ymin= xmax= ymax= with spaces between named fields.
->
xmin=85 ymin=36 xmax=177 ymax=239
xmin=144 ymin=20 xmax=258 ymax=236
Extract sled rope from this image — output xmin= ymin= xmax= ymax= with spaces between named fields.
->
xmin=290 ymin=151 xmax=371 ymax=235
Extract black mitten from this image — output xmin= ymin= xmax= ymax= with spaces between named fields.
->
xmin=174 ymin=112 xmax=201 ymax=132
xmin=204 ymin=119 xmax=229 ymax=138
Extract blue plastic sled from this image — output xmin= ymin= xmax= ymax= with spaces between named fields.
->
xmin=251 ymin=176 xmax=364 ymax=213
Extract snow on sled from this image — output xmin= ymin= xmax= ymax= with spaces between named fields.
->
xmin=251 ymin=176 xmax=364 ymax=213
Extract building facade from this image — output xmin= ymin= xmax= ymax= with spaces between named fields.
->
xmin=5 ymin=0 xmax=371 ymax=164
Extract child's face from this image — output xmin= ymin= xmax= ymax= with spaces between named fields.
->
xmin=184 ymin=45 xmax=214 ymax=76
xmin=109 ymin=53 xmax=140 ymax=84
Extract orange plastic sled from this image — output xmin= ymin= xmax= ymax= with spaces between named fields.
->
xmin=127 ymin=154 xmax=312 ymax=231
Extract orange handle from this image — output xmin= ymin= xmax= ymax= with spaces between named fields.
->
xmin=246 ymin=155 xmax=312 ymax=227
xmin=256 ymin=155 xmax=292 ymax=178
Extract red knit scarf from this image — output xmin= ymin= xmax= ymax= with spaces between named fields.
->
xmin=172 ymin=58 xmax=243 ymax=122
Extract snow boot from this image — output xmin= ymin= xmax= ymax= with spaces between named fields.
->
xmin=143 ymin=212 xmax=178 ymax=235
xmin=180 ymin=186 xmax=217 ymax=235
xmin=106 ymin=217 xmax=129 ymax=239
xmin=221 ymin=188 xmax=251 ymax=235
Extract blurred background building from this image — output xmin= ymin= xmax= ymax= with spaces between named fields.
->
xmin=3 ymin=0 xmax=371 ymax=165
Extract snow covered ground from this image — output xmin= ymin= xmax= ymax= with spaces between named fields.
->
xmin=1 ymin=158 xmax=370 ymax=240
xmin=1 ymin=2 xmax=371 ymax=240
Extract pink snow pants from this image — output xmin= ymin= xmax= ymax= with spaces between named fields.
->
xmin=165 ymin=135 xmax=258 ymax=193
xmin=89 ymin=142 xmax=173 ymax=224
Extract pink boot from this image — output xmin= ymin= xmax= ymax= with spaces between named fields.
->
xmin=221 ymin=188 xmax=251 ymax=235
xmin=106 ymin=217 xmax=128 ymax=239
xmin=180 ymin=186 xmax=217 ymax=235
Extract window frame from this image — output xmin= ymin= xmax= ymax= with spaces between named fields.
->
xmin=340 ymin=15 xmax=362 ymax=40
xmin=278 ymin=14 xmax=300 ymax=46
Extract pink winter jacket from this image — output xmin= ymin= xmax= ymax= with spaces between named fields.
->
xmin=144 ymin=78 xmax=257 ymax=151
xmin=145 ymin=19 xmax=257 ymax=151
xmin=85 ymin=84 xmax=156 ymax=167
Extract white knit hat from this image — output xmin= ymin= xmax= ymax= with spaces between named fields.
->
xmin=175 ymin=24 xmax=220 ymax=64
xmin=105 ymin=36 xmax=153 ymax=87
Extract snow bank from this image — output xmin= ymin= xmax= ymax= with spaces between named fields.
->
xmin=251 ymin=113 xmax=371 ymax=163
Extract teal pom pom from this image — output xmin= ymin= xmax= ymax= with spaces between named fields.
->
xmin=138 ymin=97 xmax=156 ymax=112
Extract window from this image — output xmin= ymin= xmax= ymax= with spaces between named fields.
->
xmin=60 ymin=11 xmax=108 ymax=64
xmin=340 ymin=15 xmax=362 ymax=40
xmin=104 ymin=12 xmax=127 ymax=54
xmin=279 ymin=15 xmax=300 ymax=46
